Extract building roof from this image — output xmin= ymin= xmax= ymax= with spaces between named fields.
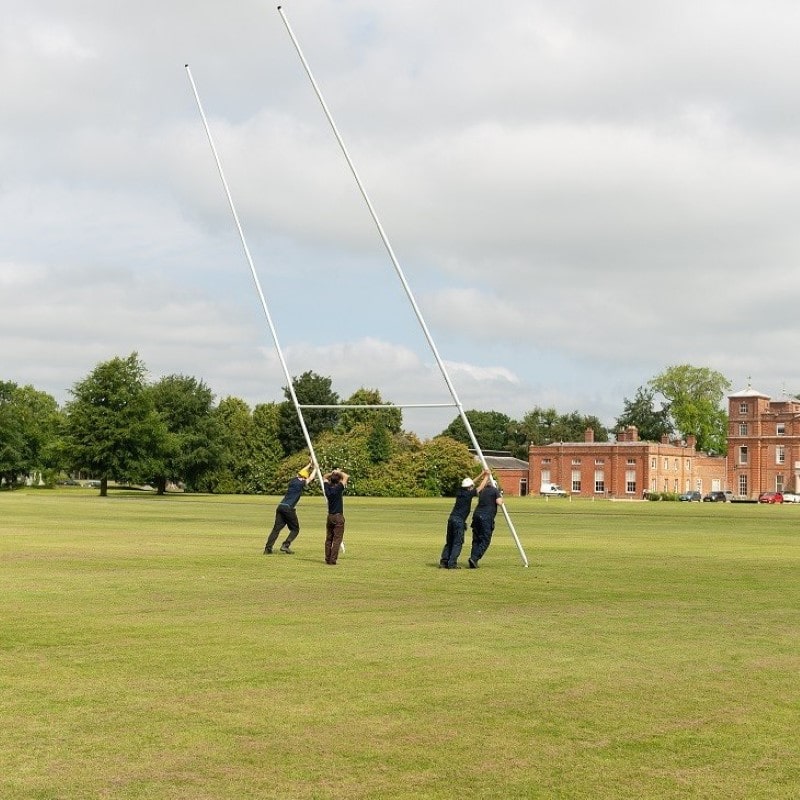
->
xmin=729 ymin=387 xmax=770 ymax=399
xmin=483 ymin=455 xmax=529 ymax=470
xmin=470 ymin=450 xmax=529 ymax=470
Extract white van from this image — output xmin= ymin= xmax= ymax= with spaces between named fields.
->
xmin=540 ymin=483 xmax=568 ymax=497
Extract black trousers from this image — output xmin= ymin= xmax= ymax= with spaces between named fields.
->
xmin=265 ymin=504 xmax=300 ymax=550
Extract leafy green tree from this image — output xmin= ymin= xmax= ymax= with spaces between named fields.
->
xmin=515 ymin=407 xmax=609 ymax=450
xmin=63 ymin=353 xmax=167 ymax=496
xmin=367 ymin=418 xmax=392 ymax=464
xmin=249 ymin=403 xmax=284 ymax=493
xmin=311 ymin=425 xmax=372 ymax=496
xmin=201 ymin=396 xmax=254 ymax=493
xmin=338 ymin=388 xmax=402 ymax=435
xmin=148 ymin=375 xmax=224 ymax=494
xmin=649 ymin=365 xmax=730 ymax=453
xmin=0 ymin=382 xmax=26 ymax=487
xmin=0 ymin=382 xmax=58 ymax=486
xmin=419 ymin=436 xmax=476 ymax=496
xmin=615 ymin=385 xmax=673 ymax=442
xmin=278 ymin=371 xmax=340 ymax=456
xmin=440 ymin=410 xmax=513 ymax=451
xmin=15 ymin=384 xmax=65 ymax=485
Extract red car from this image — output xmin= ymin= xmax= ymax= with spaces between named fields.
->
xmin=758 ymin=491 xmax=784 ymax=504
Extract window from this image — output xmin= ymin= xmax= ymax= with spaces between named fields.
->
xmin=650 ymin=478 xmax=657 ymax=492
xmin=519 ymin=479 xmax=528 ymax=497
xmin=739 ymin=446 xmax=748 ymax=465
xmin=739 ymin=402 xmax=748 ymax=414
xmin=685 ymin=458 xmax=691 ymax=470
xmin=571 ymin=470 xmax=581 ymax=493
xmin=594 ymin=470 xmax=605 ymax=493
xmin=663 ymin=458 xmax=669 ymax=470
xmin=595 ymin=459 xmax=605 ymax=465
xmin=542 ymin=458 xmax=551 ymax=464
xmin=674 ymin=458 xmax=679 ymax=470
xmin=738 ymin=422 xmax=748 ymax=435
xmin=738 ymin=474 xmax=748 ymax=496
xmin=777 ymin=445 xmax=785 ymax=465
xmin=626 ymin=458 xmax=636 ymax=465
xmin=650 ymin=457 xmax=657 ymax=469
xmin=571 ymin=458 xmax=581 ymax=465
xmin=541 ymin=469 xmax=551 ymax=484
xmin=776 ymin=474 xmax=784 ymax=492
xmin=777 ymin=423 xmax=785 ymax=436
xmin=625 ymin=470 xmax=636 ymax=494
xmin=674 ymin=479 xmax=679 ymax=493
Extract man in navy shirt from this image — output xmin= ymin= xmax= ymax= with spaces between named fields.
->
xmin=323 ymin=468 xmax=349 ymax=565
xmin=468 ymin=479 xmax=504 ymax=568
xmin=264 ymin=461 xmax=315 ymax=554
xmin=440 ymin=468 xmax=490 ymax=569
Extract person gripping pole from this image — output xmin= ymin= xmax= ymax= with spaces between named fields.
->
xmin=264 ymin=461 xmax=315 ymax=554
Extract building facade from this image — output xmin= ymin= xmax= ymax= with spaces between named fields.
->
xmin=727 ymin=388 xmax=800 ymax=497
xmin=474 ymin=451 xmax=530 ymax=497
xmin=528 ymin=427 xmax=727 ymax=499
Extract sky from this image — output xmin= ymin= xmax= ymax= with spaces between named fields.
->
xmin=4 ymin=1 xmax=800 ymax=439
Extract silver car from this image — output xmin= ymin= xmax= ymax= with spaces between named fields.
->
xmin=781 ymin=491 xmax=800 ymax=503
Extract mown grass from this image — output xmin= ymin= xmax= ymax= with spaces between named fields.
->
xmin=1 ymin=491 xmax=798 ymax=799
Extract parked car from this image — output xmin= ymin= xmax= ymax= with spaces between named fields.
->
xmin=780 ymin=491 xmax=800 ymax=503
xmin=539 ymin=483 xmax=568 ymax=497
xmin=679 ymin=491 xmax=702 ymax=502
xmin=758 ymin=491 xmax=784 ymax=504
xmin=703 ymin=491 xmax=730 ymax=502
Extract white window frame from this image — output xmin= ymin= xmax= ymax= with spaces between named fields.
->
xmin=594 ymin=470 xmax=605 ymax=493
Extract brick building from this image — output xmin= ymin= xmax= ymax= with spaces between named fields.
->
xmin=727 ymin=387 xmax=800 ymax=498
xmin=527 ymin=426 xmax=727 ymax=499
xmin=478 ymin=451 xmax=530 ymax=497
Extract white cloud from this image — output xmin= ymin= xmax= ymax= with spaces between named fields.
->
xmin=4 ymin=0 xmax=800 ymax=441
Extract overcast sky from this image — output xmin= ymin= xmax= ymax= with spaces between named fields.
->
xmin=3 ymin=1 xmax=800 ymax=438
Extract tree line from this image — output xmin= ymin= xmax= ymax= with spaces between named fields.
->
xmin=0 ymin=354 xmax=735 ymax=495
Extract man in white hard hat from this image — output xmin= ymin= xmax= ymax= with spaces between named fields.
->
xmin=439 ymin=468 xmax=490 ymax=569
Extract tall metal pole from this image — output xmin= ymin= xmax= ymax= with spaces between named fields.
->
xmin=185 ymin=64 xmax=323 ymax=484
xmin=276 ymin=7 xmax=528 ymax=566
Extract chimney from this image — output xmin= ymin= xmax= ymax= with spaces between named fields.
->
xmin=686 ymin=434 xmax=697 ymax=450
xmin=661 ymin=434 xmax=670 ymax=444
xmin=627 ymin=425 xmax=638 ymax=442
xmin=584 ymin=427 xmax=594 ymax=443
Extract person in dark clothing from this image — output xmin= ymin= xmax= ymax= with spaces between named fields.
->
xmin=440 ymin=468 xmax=490 ymax=569
xmin=323 ymin=469 xmax=349 ymax=565
xmin=468 ymin=480 xmax=504 ymax=568
xmin=264 ymin=461 xmax=315 ymax=554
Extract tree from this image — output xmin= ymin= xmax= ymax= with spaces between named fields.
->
xmin=615 ymin=385 xmax=673 ymax=442
xmin=419 ymin=436 xmax=477 ymax=496
xmin=148 ymin=375 xmax=224 ymax=494
xmin=649 ymin=365 xmax=731 ymax=453
xmin=201 ymin=396 xmax=254 ymax=493
xmin=278 ymin=371 xmax=340 ymax=456
xmin=440 ymin=410 xmax=513 ymax=451
xmin=514 ymin=407 xmax=609 ymax=450
xmin=338 ymin=388 xmax=402 ymax=435
xmin=0 ymin=382 xmax=25 ymax=487
xmin=249 ymin=403 xmax=284 ymax=493
xmin=63 ymin=353 xmax=167 ymax=496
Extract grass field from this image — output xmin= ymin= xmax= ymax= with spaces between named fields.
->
xmin=1 ymin=490 xmax=798 ymax=799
